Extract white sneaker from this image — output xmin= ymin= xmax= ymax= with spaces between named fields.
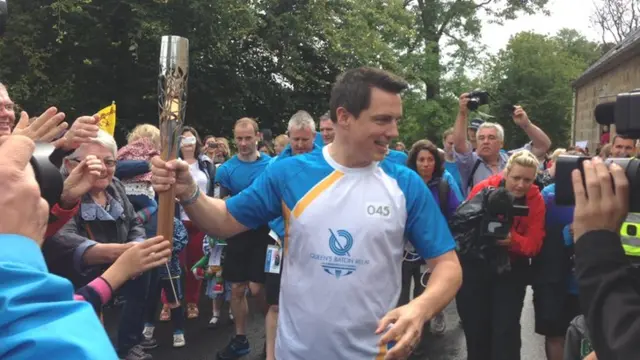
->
xmin=208 ymin=315 xmax=220 ymax=328
xmin=142 ymin=325 xmax=155 ymax=340
xmin=229 ymin=309 xmax=234 ymax=322
xmin=173 ymin=332 xmax=186 ymax=348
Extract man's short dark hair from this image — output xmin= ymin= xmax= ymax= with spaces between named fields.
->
xmin=329 ymin=67 xmax=408 ymax=123
xmin=612 ymin=134 xmax=635 ymax=145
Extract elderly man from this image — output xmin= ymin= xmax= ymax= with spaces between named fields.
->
xmin=152 ymin=67 xmax=461 ymax=360
xmin=265 ymin=110 xmax=321 ymax=360
xmin=452 ymin=93 xmax=552 ymax=195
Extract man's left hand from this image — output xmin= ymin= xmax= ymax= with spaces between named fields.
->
xmin=53 ymin=115 xmax=100 ymax=150
xmin=376 ymin=302 xmax=427 ymax=359
xmin=512 ymin=105 xmax=531 ymax=128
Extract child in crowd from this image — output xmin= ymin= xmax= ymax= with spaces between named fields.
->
xmin=142 ymin=218 xmax=189 ymax=348
xmin=193 ymin=235 xmax=234 ymax=327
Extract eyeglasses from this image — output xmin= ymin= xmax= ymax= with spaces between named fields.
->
xmin=69 ymin=157 xmax=116 ymax=167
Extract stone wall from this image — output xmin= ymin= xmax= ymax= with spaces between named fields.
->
xmin=573 ymin=56 xmax=640 ymax=149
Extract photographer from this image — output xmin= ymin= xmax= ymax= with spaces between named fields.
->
xmin=452 ymin=92 xmax=551 ymax=195
xmin=570 ymin=157 xmax=640 ymax=359
xmin=455 ymin=150 xmax=545 ymax=360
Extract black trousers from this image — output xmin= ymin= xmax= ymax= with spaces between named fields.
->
xmin=456 ymin=258 xmax=528 ymax=360
xmin=399 ymin=260 xmax=425 ymax=306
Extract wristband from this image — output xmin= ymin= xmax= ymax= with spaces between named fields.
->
xmin=179 ymin=185 xmax=201 ymax=207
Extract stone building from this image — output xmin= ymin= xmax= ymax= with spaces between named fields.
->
xmin=572 ymin=27 xmax=640 ymax=148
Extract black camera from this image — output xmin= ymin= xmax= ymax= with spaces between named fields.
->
xmin=467 ymin=90 xmax=490 ymax=111
xmin=31 ymin=143 xmax=66 ymax=209
xmin=555 ymin=89 xmax=640 ymax=211
xmin=480 ymin=187 xmax=529 ymax=239
xmin=555 ymin=155 xmax=640 ymax=212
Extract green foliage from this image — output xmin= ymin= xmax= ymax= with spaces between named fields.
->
xmin=1 ymin=0 xmax=591 ymax=153
xmin=482 ymin=30 xmax=602 ymax=149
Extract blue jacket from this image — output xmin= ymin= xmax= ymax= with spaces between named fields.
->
xmin=540 ymin=184 xmax=577 ymax=293
xmin=1 ymin=235 xmax=117 ymax=359
xmin=268 ymin=143 xmax=322 ymax=239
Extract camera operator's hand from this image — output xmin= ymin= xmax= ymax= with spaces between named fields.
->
xmin=151 ymin=156 xmax=196 ymax=200
xmin=12 ymin=107 xmax=68 ymax=142
xmin=53 ymin=115 xmax=100 ymax=150
xmin=458 ymin=93 xmax=470 ymax=116
xmin=584 ymin=351 xmax=597 ymax=360
xmin=496 ymin=234 xmax=512 ymax=247
xmin=59 ymin=155 xmax=103 ymax=209
xmin=0 ymin=135 xmax=49 ymax=245
xmin=572 ymin=157 xmax=629 ymax=241
xmin=512 ymin=106 xmax=531 ymax=129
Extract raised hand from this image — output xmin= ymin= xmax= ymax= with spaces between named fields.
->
xmin=59 ymin=155 xmax=104 ymax=209
xmin=0 ymin=135 xmax=50 ymax=245
xmin=13 ymin=107 xmax=68 ymax=142
xmin=53 ymin=115 xmax=100 ymax=150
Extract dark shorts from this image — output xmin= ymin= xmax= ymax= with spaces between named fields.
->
xmin=223 ymin=226 xmax=270 ymax=284
xmin=265 ymin=271 xmax=281 ymax=306
xmin=533 ymin=282 xmax=581 ymax=337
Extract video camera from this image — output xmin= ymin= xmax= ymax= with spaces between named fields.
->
xmin=480 ymin=187 xmax=529 ymax=239
xmin=0 ymin=1 xmax=65 ymax=208
xmin=555 ymin=89 xmax=640 ymax=212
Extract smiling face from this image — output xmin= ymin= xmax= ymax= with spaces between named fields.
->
xmin=0 ymin=88 xmax=16 ymax=136
xmin=337 ymin=87 xmax=402 ymax=164
xmin=66 ymin=143 xmax=113 ymax=191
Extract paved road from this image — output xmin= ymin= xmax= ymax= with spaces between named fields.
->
xmin=106 ymin=287 xmax=544 ymax=360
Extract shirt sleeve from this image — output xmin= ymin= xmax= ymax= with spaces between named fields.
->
xmin=214 ymin=164 xmax=231 ymax=192
xmin=403 ymin=171 xmax=457 ymax=259
xmin=1 ymin=235 xmax=118 ymax=360
xmin=453 ymin=141 xmax=479 ymax=190
xmin=73 ymin=276 xmax=114 ymax=312
xmin=225 ymin=163 xmax=283 ymax=230
xmin=46 ymin=202 xmax=80 ymax=238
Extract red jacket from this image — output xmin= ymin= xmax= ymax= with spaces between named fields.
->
xmin=45 ymin=202 xmax=80 ymax=238
xmin=468 ymin=174 xmax=545 ymax=257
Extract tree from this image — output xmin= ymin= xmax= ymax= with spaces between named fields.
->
xmin=591 ymin=0 xmax=639 ymax=44
xmin=403 ymin=0 xmax=550 ymax=100
xmin=483 ymin=30 xmax=601 ymax=149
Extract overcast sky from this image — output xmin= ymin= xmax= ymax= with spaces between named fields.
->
xmin=479 ymin=0 xmax=603 ymax=53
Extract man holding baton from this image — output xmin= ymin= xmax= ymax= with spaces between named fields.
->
xmin=151 ymin=67 xmax=462 ymax=360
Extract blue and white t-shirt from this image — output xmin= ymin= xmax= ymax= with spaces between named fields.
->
xmin=226 ymin=145 xmax=456 ymax=359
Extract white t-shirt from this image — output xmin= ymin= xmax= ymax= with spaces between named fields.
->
xmin=181 ymin=161 xmax=209 ymax=221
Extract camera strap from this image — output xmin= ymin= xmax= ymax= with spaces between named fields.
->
xmin=466 ymin=159 xmax=482 ymax=191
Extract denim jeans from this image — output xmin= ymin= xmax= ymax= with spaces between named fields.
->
xmin=117 ymin=270 xmax=151 ymax=355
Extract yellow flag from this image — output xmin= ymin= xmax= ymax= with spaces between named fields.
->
xmin=97 ymin=102 xmax=116 ymax=136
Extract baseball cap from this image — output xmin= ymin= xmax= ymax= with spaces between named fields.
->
xmin=469 ymin=118 xmax=484 ymax=130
